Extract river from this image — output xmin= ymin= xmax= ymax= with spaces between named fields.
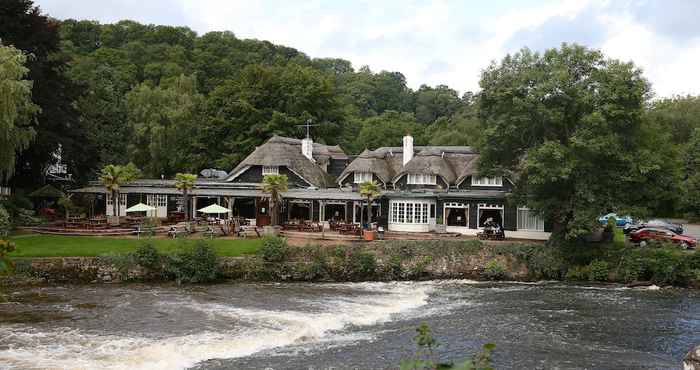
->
xmin=0 ymin=281 xmax=698 ymax=370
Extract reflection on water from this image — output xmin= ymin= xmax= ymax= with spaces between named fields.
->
xmin=0 ymin=281 xmax=698 ymax=370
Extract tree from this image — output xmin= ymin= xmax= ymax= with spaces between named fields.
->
xmin=683 ymin=129 xmax=700 ymax=217
xmin=0 ymin=44 xmax=38 ymax=181
xmin=359 ymin=181 xmax=380 ymax=228
xmin=478 ymin=44 xmax=660 ymax=241
xmin=126 ymin=74 xmax=203 ymax=177
xmin=204 ymin=64 xmax=344 ymax=168
xmin=413 ymin=84 xmax=462 ymax=124
xmin=261 ymin=174 xmax=288 ymax=226
xmin=348 ymin=111 xmax=425 ymax=152
xmin=0 ymin=0 xmax=84 ymax=186
xmin=99 ymin=163 xmax=140 ymax=217
xmin=174 ymin=172 xmax=197 ymax=222
xmin=646 ymin=95 xmax=700 ymax=146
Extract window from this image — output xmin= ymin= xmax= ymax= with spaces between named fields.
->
xmin=407 ymin=174 xmax=437 ymax=185
xmin=147 ymin=195 xmax=167 ymax=207
xmin=262 ymin=166 xmax=279 ymax=175
xmin=471 ymin=176 xmax=502 ymax=187
xmin=354 ymin=171 xmax=373 ymax=183
xmin=389 ymin=200 xmax=433 ymax=224
xmin=517 ymin=207 xmax=544 ymax=231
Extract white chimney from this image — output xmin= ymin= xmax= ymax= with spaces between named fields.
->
xmin=301 ymin=137 xmax=314 ymax=162
xmin=402 ymin=134 xmax=414 ymax=166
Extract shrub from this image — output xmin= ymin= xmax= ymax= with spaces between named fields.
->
xmin=587 ymin=259 xmax=609 ymax=281
xmin=616 ymin=255 xmax=645 ymax=283
xmin=0 ymin=239 xmax=17 ymax=275
xmin=166 ymin=241 xmax=219 ymax=283
xmin=565 ymin=265 xmax=590 ymax=281
xmin=400 ymin=322 xmax=495 ymax=370
xmin=258 ymin=236 xmax=289 ymax=263
xmin=0 ymin=205 xmax=10 ymax=237
xmin=483 ymin=259 xmax=506 ymax=280
xmin=349 ymin=250 xmax=377 ymax=278
xmin=132 ymin=242 xmax=162 ymax=270
xmin=525 ymin=245 xmax=567 ymax=280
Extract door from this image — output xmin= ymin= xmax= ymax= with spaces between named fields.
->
xmin=256 ymin=198 xmax=271 ymax=226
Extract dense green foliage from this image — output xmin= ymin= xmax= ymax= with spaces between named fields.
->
xmin=478 ymin=44 xmax=680 ymax=240
xmin=0 ymin=44 xmax=38 ymax=181
xmin=257 ymin=236 xmax=290 ymax=263
xmin=165 ymin=241 xmax=219 ymax=283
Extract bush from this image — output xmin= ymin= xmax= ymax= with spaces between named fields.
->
xmin=525 ymin=245 xmax=567 ymax=280
xmin=616 ymin=255 xmax=645 ymax=283
xmin=483 ymin=259 xmax=506 ymax=280
xmin=132 ymin=242 xmax=162 ymax=270
xmin=0 ymin=205 xmax=10 ymax=236
xmin=166 ymin=241 xmax=219 ymax=283
xmin=258 ymin=236 xmax=289 ymax=263
xmin=565 ymin=265 xmax=590 ymax=281
xmin=588 ymin=259 xmax=609 ymax=281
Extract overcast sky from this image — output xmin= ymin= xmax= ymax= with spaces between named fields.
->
xmin=35 ymin=0 xmax=700 ymax=98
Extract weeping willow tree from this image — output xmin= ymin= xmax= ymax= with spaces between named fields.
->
xmin=0 ymin=44 xmax=38 ymax=181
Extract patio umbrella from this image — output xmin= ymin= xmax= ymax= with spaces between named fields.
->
xmin=126 ymin=203 xmax=156 ymax=214
xmin=198 ymin=204 xmax=230 ymax=214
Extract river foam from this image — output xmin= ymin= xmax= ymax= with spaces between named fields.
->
xmin=0 ymin=282 xmax=432 ymax=370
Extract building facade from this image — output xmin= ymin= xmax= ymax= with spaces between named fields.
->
xmin=73 ymin=134 xmax=551 ymax=238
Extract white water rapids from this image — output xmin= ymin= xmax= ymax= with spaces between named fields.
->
xmin=0 ymin=282 xmax=433 ymax=370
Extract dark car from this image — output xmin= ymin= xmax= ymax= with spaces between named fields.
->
xmin=628 ymin=227 xmax=697 ymax=249
xmin=623 ymin=219 xmax=683 ymax=235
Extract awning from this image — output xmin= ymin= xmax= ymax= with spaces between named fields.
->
xmin=198 ymin=204 xmax=231 ymax=214
xmin=125 ymin=203 xmax=156 ymax=213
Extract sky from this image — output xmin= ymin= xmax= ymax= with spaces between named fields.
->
xmin=34 ymin=0 xmax=700 ymax=98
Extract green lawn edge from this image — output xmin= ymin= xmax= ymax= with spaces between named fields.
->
xmin=8 ymin=235 xmax=263 ymax=257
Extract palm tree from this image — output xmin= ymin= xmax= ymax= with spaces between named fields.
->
xmin=359 ymin=181 xmax=381 ymax=229
xmin=262 ymin=174 xmax=288 ymax=226
xmin=99 ymin=163 xmax=140 ymax=217
xmin=175 ymin=173 xmax=197 ymax=222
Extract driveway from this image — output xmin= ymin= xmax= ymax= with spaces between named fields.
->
xmin=682 ymin=223 xmax=700 ymax=239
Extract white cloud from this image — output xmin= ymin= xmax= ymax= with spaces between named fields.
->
xmin=34 ymin=0 xmax=700 ymax=97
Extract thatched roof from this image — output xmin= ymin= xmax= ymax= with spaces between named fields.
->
xmin=228 ymin=135 xmax=345 ymax=187
xmin=337 ymin=149 xmax=395 ymax=185
xmin=29 ymin=184 xmax=65 ymax=198
xmin=395 ymin=148 xmax=458 ymax=184
xmin=342 ymin=145 xmax=480 ymax=186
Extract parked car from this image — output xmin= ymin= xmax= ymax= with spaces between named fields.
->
xmin=598 ymin=213 xmax=633 ymax=227
xmin=623 ymin=219 xmax=684 ymax=235
xmin=628 ymin=227 xmax=697 ymax=249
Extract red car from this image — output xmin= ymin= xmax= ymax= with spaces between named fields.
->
xmin=628 ymin=228 xmax=697 ymax=249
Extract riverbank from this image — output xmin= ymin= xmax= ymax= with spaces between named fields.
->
xmin=3 ymin=237 xmax=699 ymax=288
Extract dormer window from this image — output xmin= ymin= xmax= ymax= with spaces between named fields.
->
xmin=262 ymin=166 xmax=279 ymax=175
xmin=408 ymin=174 xmax=436 ymax=185
xmin=471 ymin=176 xmax=502 ymax=187
xmin=354 ymin=171 xmax=373 ymax=183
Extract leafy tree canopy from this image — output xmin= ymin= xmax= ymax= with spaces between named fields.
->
xmin=478 ymin=43 xmax=670 ymax=240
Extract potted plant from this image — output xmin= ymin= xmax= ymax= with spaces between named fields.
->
xmin=359 ymin=181 xmax=380 ymax=241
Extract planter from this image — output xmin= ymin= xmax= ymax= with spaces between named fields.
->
xmin=435 ymin=224 xmax=447 ymax=234
xmin=262 ymin=225 xmax=280 ymax=236
xmin=363 ymin=230 xmax=376 ymax=241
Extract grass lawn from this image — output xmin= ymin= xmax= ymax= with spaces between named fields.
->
xmin=8 ymin=234 xmax=263 ymax=258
